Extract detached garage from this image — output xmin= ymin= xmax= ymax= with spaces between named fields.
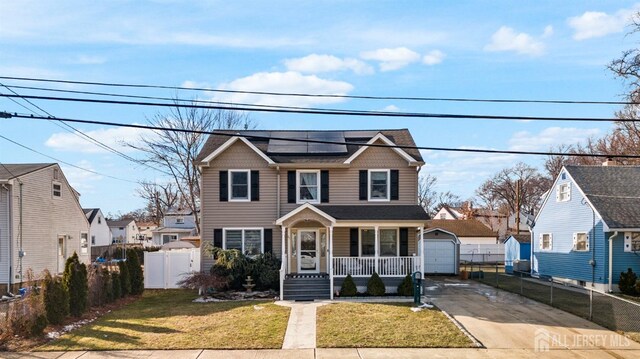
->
xmin=420 ymin=228 xmax=461 ymax=275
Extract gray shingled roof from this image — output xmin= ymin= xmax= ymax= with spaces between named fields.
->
xmin=195 ymin=129 xmax=423 ymax=164
xmin=107 ymin=219 xmax=135 ymax=227
xmin=314 ymin=205 xmax=429 ymax=221
xmin=83 ymin=208 xmax=100 ymax=224
xmin=566 ymin=165 xmax=640 ymax=229
xmin=0 ymin=163 xmax=55 ymax=180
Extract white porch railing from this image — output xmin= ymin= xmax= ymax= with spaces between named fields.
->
xmin=332 ymin=256 xmax=420 ymax=277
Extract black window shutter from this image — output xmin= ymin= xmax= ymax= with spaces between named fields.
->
xmin=213 ymin=228 xmax=223 ymax=248
xmin=350 ymin=228 xmax=359 ymax=257
xmin=321 ymin=170 xmax=329 ymax=203
xmin=399 ymin=227 xmax=409 ymax=256
xmin=390 ymin=170 xmax=399 ymax=200
xmin=287 ymin=171 xmax=296 ymax=203
xmin=263 ymin=228 xmax=273 ymax=253
xmin=219 ymin=171 xmax=228 ymax=202
xmin=359 ymin=170 xmax=368 ymax=200
xmin=251 ymin=170 xmax=260 ymax=201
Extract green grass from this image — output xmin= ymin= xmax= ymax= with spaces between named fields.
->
xmin=39 ymin=290 xmax=290 ymax=350
xmin=316 ymin=302 xmax=473 ymax=348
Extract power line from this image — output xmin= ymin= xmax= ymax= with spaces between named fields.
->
xmin=3 ymin=111 xmax=639 ymax=159
xmin=0 ymin=75 xmax=631 ymax=105
xmin=0 ymin=93 xmax=631 ymax=122
xmin=0 ymin=133 xmax=142 ymax=184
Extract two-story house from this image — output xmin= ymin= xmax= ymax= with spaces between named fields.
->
xmin=83 ymin=208 xmax=112 ymax=247
xmin=532 ymin=163 xmax=640 ymax=292
xmin=197 ymin=129 xmax=429 ymax=300
xmin=151 ymin=208 xmax=197 ymax=246
xmin=1 ymin=163 xmax=90 ymax=292
xmin=107 ymin=219 xmax=140 ymax=244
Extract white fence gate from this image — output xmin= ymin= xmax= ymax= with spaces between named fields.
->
xmin=144 ymin=248 xmax=201 ymax=289
xmin=459 ymin=244 xmax=505 ymax=263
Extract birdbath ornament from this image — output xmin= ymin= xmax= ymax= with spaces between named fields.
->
xmin=243 ymin=276 xmax=256 ymax=293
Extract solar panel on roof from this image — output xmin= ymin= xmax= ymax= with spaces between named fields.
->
xmin=266 ymin=131 xmax=348 ymax=154
xmin=308 ymin=131 xmax=347 ymax=153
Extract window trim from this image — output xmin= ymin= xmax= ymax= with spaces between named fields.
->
xmin=52 ymin=181 xmax=62 ymax=198
xmin=359 ymin=227 xmax=376 ymax=257
xmin=80 ymin=231 xmax=89 ymax=254
xmin=558 ymin=183 xmax=570 ymax=202
xmin=378 ymin=227 xmax=400 ymax=257
xmin=228 ymin=169 xmax=251 ymax=202
xmin=573 ymin=232 xmax=589 ymax=252
xmin=540 ymin=233 xmax=553 ymax=251
xmin=296 ymin=170 xmax=321 ymax=204
xmin=176 ymin=217 xmax=185 ymax=224
xmin=161 ymin=233 xmax=179 ymax=244
xmin=368 ymin=169 xmax=391 ymax=202
xmin=222 ymin=228 xmax=264 ymax=256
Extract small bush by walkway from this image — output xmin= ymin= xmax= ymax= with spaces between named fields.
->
xmin=316 ymin=302 xmax=473 ymax=348
xmin=39 ymin=290 xmax=290 ymax=351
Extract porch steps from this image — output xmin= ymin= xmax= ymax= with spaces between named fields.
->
xmin=283 ymin=276 xmax=330 ymax=301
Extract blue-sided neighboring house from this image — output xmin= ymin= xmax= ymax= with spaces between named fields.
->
xmin=504 ymin=234 xmax=531 ymax=274
xmin=531 ymin=164 xmax=640 ymax=292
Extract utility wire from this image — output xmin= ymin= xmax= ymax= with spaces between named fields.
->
xmin=0 ymin=93 xmax=631 ymax=122
xmin=0 ymin=75 xmax=631 ymax=105
xmin=3 ymin=111 xmax=639 ymax=159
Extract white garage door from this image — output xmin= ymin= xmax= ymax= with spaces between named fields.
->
xmin=424 ymin=240 xmax=456 ymax=274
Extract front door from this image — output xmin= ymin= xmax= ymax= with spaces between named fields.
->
xmin=298 ymin=230 xmax=319 ymax=272
xmin=57 ymin=235 xmax=66 ymax=273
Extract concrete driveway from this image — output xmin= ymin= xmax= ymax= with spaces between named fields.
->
xmin=424 ymin=277 xmax=640 ymax=356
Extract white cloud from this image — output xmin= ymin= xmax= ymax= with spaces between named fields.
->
xmin=508 ymin=127 xmax=601 ymax=152
xmin=484 ymin=26 xmax=546 ymax=56
xmin=284 ymin=54 xmax=373 ymax=75
xmin=542 ymin=25 xmax=554 ymax=38
xmin=568 ymin=6 xmax=637 ymax=40
xmin=61 ymin=160 xmax=103 ymax=194
xmin=45 ymin=126 xmax=148 ymax=153
xmin=70 ymin=55 xmax=107 ymax=65
xmin=382 ymin=105 xmax=400 ymax=112
xmin=422 ymin=50 xmax=445 ymax=65
xmin=216 ymin=71 xmax=354 ymax=107
xmin=360 ymin=47 xmax=421 ymax=71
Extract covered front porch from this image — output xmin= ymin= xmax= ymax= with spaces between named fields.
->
xmin=276 ymin=203 xmax=429 ymax=300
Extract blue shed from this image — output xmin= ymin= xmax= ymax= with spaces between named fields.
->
xmin=504 ymin=234 xmax=531 ymax=273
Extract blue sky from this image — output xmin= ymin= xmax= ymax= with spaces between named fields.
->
xmin=0 ymin=0 xmax=638 ymax=215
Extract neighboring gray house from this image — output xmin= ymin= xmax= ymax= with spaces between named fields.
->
xmin=83 ymin=208 xmax=112 ymax=247
xmin=151 ymin=209 xmax=197 ymax=246
xmin=107 ymin=219 xmax=140 ymax=244
xmin=0 ymin=163 xmax=90 ymax=292
xmin=196 ymin=129 xmax=429 ymax=300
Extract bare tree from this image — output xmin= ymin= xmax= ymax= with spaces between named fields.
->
xmin=418 ymin=173 xmax=437 ymax=214
xmin=127 ymin=100 xmax=255 ymax=234
xmin=137 ymin=182 xmax=181 ymax=225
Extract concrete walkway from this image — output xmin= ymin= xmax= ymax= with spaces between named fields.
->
xmin=8 ymin=348 xmax=640 ymax=358
xmin=276 ymin=301 xmax=327 ymax=349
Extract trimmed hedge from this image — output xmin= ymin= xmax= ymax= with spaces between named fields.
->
xmin=340 ymin=274 xmax=358 ymax=297
xmin=42 ymin=270 xmax=69 ymax=325
xmin=397 ymin=274 xmax=414 ymax=296
xmin=126 ymin=249 xmax=144 ymax=295
xmin=366 ymin=272 xmax=385 ymax=296
xmin=62 ymin=252 xmax=88 ymax=317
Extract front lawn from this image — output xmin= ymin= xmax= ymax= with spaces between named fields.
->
xmin=316 ymin=302 xmax=473 ymax=348
xmin=40 ymin=290 xmax=290 ymax=350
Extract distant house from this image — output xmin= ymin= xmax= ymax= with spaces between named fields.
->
xmin=107 ymin=219 xmax=140 ymax=244
xmin=504 ymin=234 xmax=531 ymax=273
xmin=426 ymin=219 xmax=497 ymax=245
xmin=532 ymin=164 xmax=640 ymax=292
xmin=83 ymin=208 xmax=112 ymax=247
xmin=151 ymin=209 xmax=197 ymax=246
xmin=1 ymin=163 xmax=90 ymax=292
xmin=434 ymin=205 xmax=464 ymax=220
xmin=137 ymin=221 xmax=158 ymax=242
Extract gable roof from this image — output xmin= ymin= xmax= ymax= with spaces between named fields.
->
xmin=565 ymin=165 xmax=640 ymax=229
xmin=107 ymin=219 xmax=135 ymax=227
xmin=83 ymin=208 xmax=100 ymax=224
xmin=0 ymin=163 xmax=55 ymax=180
xmin=505 ymin=233 xmax=531 ymax=244
xmin=426 ymin=219 xmax=497 ymax=237
xmin=196 ymin=129 xmax=424 ymax=165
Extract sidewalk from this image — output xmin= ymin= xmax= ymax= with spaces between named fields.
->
xmin=7 ymin=348 xmax=640 ymax=359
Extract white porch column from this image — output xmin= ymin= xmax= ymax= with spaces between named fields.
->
xmin=280 ymin=225 xmax=286 ymax=301
xmin=374 ymin=225 xmax=379 ymax=274
xmin=287 ymin=226 xmax=292 ymax=276
xmin=419 ymin=226 xmax=424 ymax=275
xmin=329 ymin=225 xmax=334 ymax=300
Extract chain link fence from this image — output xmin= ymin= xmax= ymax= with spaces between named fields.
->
xmin=469 ymin=263 xmax=640 ymax=343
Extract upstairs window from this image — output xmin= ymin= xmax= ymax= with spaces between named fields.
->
xmin=297 ymin=170 xmax=320 ymax=203
xmin=229 ymin=170 xmax=250 ymax=201
xmin=98 ymin=216 xmax=101 ymax=224
xmin=53 ymin=168 xmax=59 ymax=180
xmin=52 ymin=182 xmax=62 ymax=197
xmin=369 ymin=170 xmax=390 ymax=201
xmin=440 ymin=213 xmax=446 ymax=219
xmin=557 ymin=183 xmax=571 ymax=202
xmin=176 ymin=217 xmax=185 ymax=224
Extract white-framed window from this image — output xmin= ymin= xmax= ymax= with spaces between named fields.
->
xmin=91 ymin=235 xmax=96 ymax=245
xmin=162 ymin=234 xmax=178 ymax=244
xmin=557 ymin=183 xmax=571 ymax=202
xmin=439 ymin=213 xmax=446 ymax=219
xmin=624 ymin=232 xmax=640 ymax=252
xmin=297 ymin=170 xmax=320 ymax=204
xmin=52 ymin=182 xmax=62 ymax=197
xmin=540 ymin=233 xmax=553 ymax=250
xmin=573 ymin=232 xmax=589 ymax=251
xmin=368 ymin=169 xmax=390 ymax=201
xmin=53 ymin=168 xmax=59 ymax=180
xmin=379 ymin=228 xmax=399 ymax=256
xmin=176 ymin=217 xmax=184 ymax=224
xmin=359 ymin=228 xmax=375 ymax=256
xmin=80 ymin=232 xmax=88 ymax=254
xmin=223 ymin=228 xmax=263 ymax=256
xmin=98 ymin=216 xmax=101 ymax=224
xmin=229 ymin=170 xmax=250 ymax=201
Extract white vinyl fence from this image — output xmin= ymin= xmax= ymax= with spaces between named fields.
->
xmin=144 ymin=248 xmax=201 ymax=289
xmin=460 ymin=244 xmax=505 ymax=263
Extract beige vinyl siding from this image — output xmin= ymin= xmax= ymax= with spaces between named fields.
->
xmin=0 ymin=187 xmax=10 ymax=283
xmin=280 ymin=140 xmax=418 ymax=215
xmin=200 ymin=141 xmax=281 ymax=271
xmin=10 ymin=165 xmax=90 ymax=282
